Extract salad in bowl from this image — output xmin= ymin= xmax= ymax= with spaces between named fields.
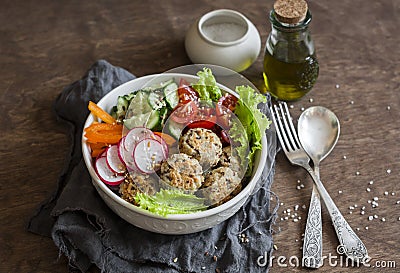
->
xmin=82 ymin=67 xmax=271 ymax=234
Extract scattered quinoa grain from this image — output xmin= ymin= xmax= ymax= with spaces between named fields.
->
xmin=173 ymin=257 xmax=178 ymax=263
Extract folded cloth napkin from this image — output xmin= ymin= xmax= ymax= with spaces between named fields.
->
xmin=28 ymin=60 xmax=278 ymax=273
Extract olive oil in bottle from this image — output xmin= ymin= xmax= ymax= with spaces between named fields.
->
xmin=263 ymin=0 xmax=319 ymax=101
xmin=263 ymin=51 xmax=319 ymax=101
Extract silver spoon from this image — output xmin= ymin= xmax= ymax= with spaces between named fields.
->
xmin=298 ymin=106 xmax=340 ymax=268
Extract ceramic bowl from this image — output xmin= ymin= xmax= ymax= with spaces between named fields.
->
xmin=185 ymin=9 xmax=261 ymax=72
xmin=82 ymin=73 xmax=268 ymax=235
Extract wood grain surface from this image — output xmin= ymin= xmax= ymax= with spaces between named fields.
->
xmin=1 ymin=0 xmax=399 ymax=272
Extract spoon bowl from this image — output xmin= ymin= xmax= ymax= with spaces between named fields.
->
xmin=298 ymin=106 xmax=340 ymax=164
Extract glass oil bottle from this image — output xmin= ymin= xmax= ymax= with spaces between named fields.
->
xmin=263 ymin=0 xmax=319 ymax=101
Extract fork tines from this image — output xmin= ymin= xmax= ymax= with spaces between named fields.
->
xmin=270 ymin=102 xmax=302 ymax=153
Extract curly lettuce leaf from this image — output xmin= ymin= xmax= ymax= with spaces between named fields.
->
xmin=193 ymin=67 xmax=222 ymax=103
xmin=233 ymin=85 xmax=271 ymax=175
xmin=134 ymin=189 xmax=207 ymax=217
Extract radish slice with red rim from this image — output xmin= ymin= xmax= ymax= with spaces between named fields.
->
xmin=95 ymin=156 xmax=124 ymax=186
xmin=106 ymin=145 xmax=126 ymax=174
xmin=151 ymin=134 xmax=169 ymax=156
xmin=124 ymin=127 xmax=154 ymax=151
xmin=118 ymin=137 xmax=139 ymax=172
xmin=134 ymin=138 xmax=167 ymax=174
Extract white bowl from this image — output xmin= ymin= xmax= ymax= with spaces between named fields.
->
xmin=82 ymin=73 xmax=268 ymax=234
xmin=185 ymin=9 xmax=261 ymax=72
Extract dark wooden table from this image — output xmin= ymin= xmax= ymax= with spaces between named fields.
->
xmin=1 ymin=0 xmax=399 ymax=272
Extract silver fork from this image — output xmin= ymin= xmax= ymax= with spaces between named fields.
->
xmin=270 ymin=102 xmax=368 ymax=265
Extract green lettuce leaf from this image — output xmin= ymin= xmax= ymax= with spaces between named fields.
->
xmin=233 ymin=85 xmax=272 ymax=175
xmin=134 ymin=189 xmax=207 ymax=217
xmin=193 ymin=67 xmax=222 ymax=103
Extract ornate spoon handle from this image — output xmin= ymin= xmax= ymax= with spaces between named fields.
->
xmin=303 ymin=184 xmax=323 ymax=268
xmin=305 ymin=166 xmax=368 ymax=263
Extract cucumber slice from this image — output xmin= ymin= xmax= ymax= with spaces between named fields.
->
xmin=159 ymin=107 xmax=169 ymax=127
xmin=167 ymin=120 xmax=184 ymax=140
xmin=164 ymin=82 xmax=179 ymax=109
xmin=116 ymin=96 xmax=129 ymax=120
xmin=125 ymin=91 xmax=152 ymax=119
xmin=123 ymin=111 xmax=160 ymax=130
xmin=123 ymin=91 xmax=160 ymax=130
xmin=148 ymin=92 xmax=165 ymax=110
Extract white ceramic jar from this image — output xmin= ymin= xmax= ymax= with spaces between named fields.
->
xmin=185 ymin=9 xmax=261 ymax=72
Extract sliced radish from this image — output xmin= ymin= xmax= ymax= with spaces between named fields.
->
xmin=133 ymin=138 xmax=167 ymax=174
xmin=95 ymin=156 xmax=124 ymax=186
xmin=124 ymin=127 xmax=154 ymax=151
xmin=106 ymin=145 xmax=126 ymax=175
xmin=117 ymin=137 xmax=127 ymax=164
xmin=118 ymin=137 xmax=139 ymax=172
xmin=151 ymin=134 xmax=169 ymax=156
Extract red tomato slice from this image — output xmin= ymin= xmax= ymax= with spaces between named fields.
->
xmin=170 ymin=101 xmax=198 ymax=124
xmin=178 ymin=79 xmax=199 ymax=104
xmin=187 ymin=120 xmax=215 ymax=130
xmin=216 ymin=93 xmax=238 ymax=129
xmin=216 ymin=93 xmax=238 ymax=114
xmin=197 ymin=106 xmax=217 ymax=123
xmin=187 ymin=106 xmax=217 ymax=129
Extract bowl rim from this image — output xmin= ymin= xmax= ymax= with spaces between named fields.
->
xmin=82 ymin=73 xmax=268 ymax=220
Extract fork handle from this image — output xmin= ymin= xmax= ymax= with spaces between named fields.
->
xmin=303 ymin=185 xmax=323 ymax=268
xmin=305 ymin=166 xmax=369 ymax=263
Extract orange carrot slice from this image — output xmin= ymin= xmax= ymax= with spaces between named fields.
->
xmin=84 ymin=123 xmax=123 ymax=144
xmin=88 ymin=101 xmax=117 ymax=124
xmin=154 ymin=132 xmax=176 ymax=145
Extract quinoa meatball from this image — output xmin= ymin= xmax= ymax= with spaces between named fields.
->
xmin=160 ymin=153 xmax=204 ymax=190
xmin=179 ymin=128 xmax=222 ymax=170
xmin=202 ymin=166 xmax=242 ymax=205
xmin=119 ymin=172 xmax=158 ymax=204
xmin=219 ymin=146 xmax=241 ymax=173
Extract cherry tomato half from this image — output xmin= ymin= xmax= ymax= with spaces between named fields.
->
xmin=187 ymin=106 xmax=217 ymax=129
xmin=170 ymin=101 xmax=198 ymax=124
xmin=178 ymin=79 xmax=199 ymax=104
xmin=216 ymin=93 xmax=238 ymax=129
xmin=217 ymin=93 xmax=238 ymax=113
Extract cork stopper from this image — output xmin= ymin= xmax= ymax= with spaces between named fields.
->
xmin=273 ymin=0 xmax=308 ymax=24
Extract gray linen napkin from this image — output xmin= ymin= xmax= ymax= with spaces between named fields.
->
xmin=28 ymin=60 xmax=278 ymax=273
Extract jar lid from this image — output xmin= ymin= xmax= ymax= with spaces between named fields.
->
xmin=273 ymin=0 xmax=308 ymax=24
